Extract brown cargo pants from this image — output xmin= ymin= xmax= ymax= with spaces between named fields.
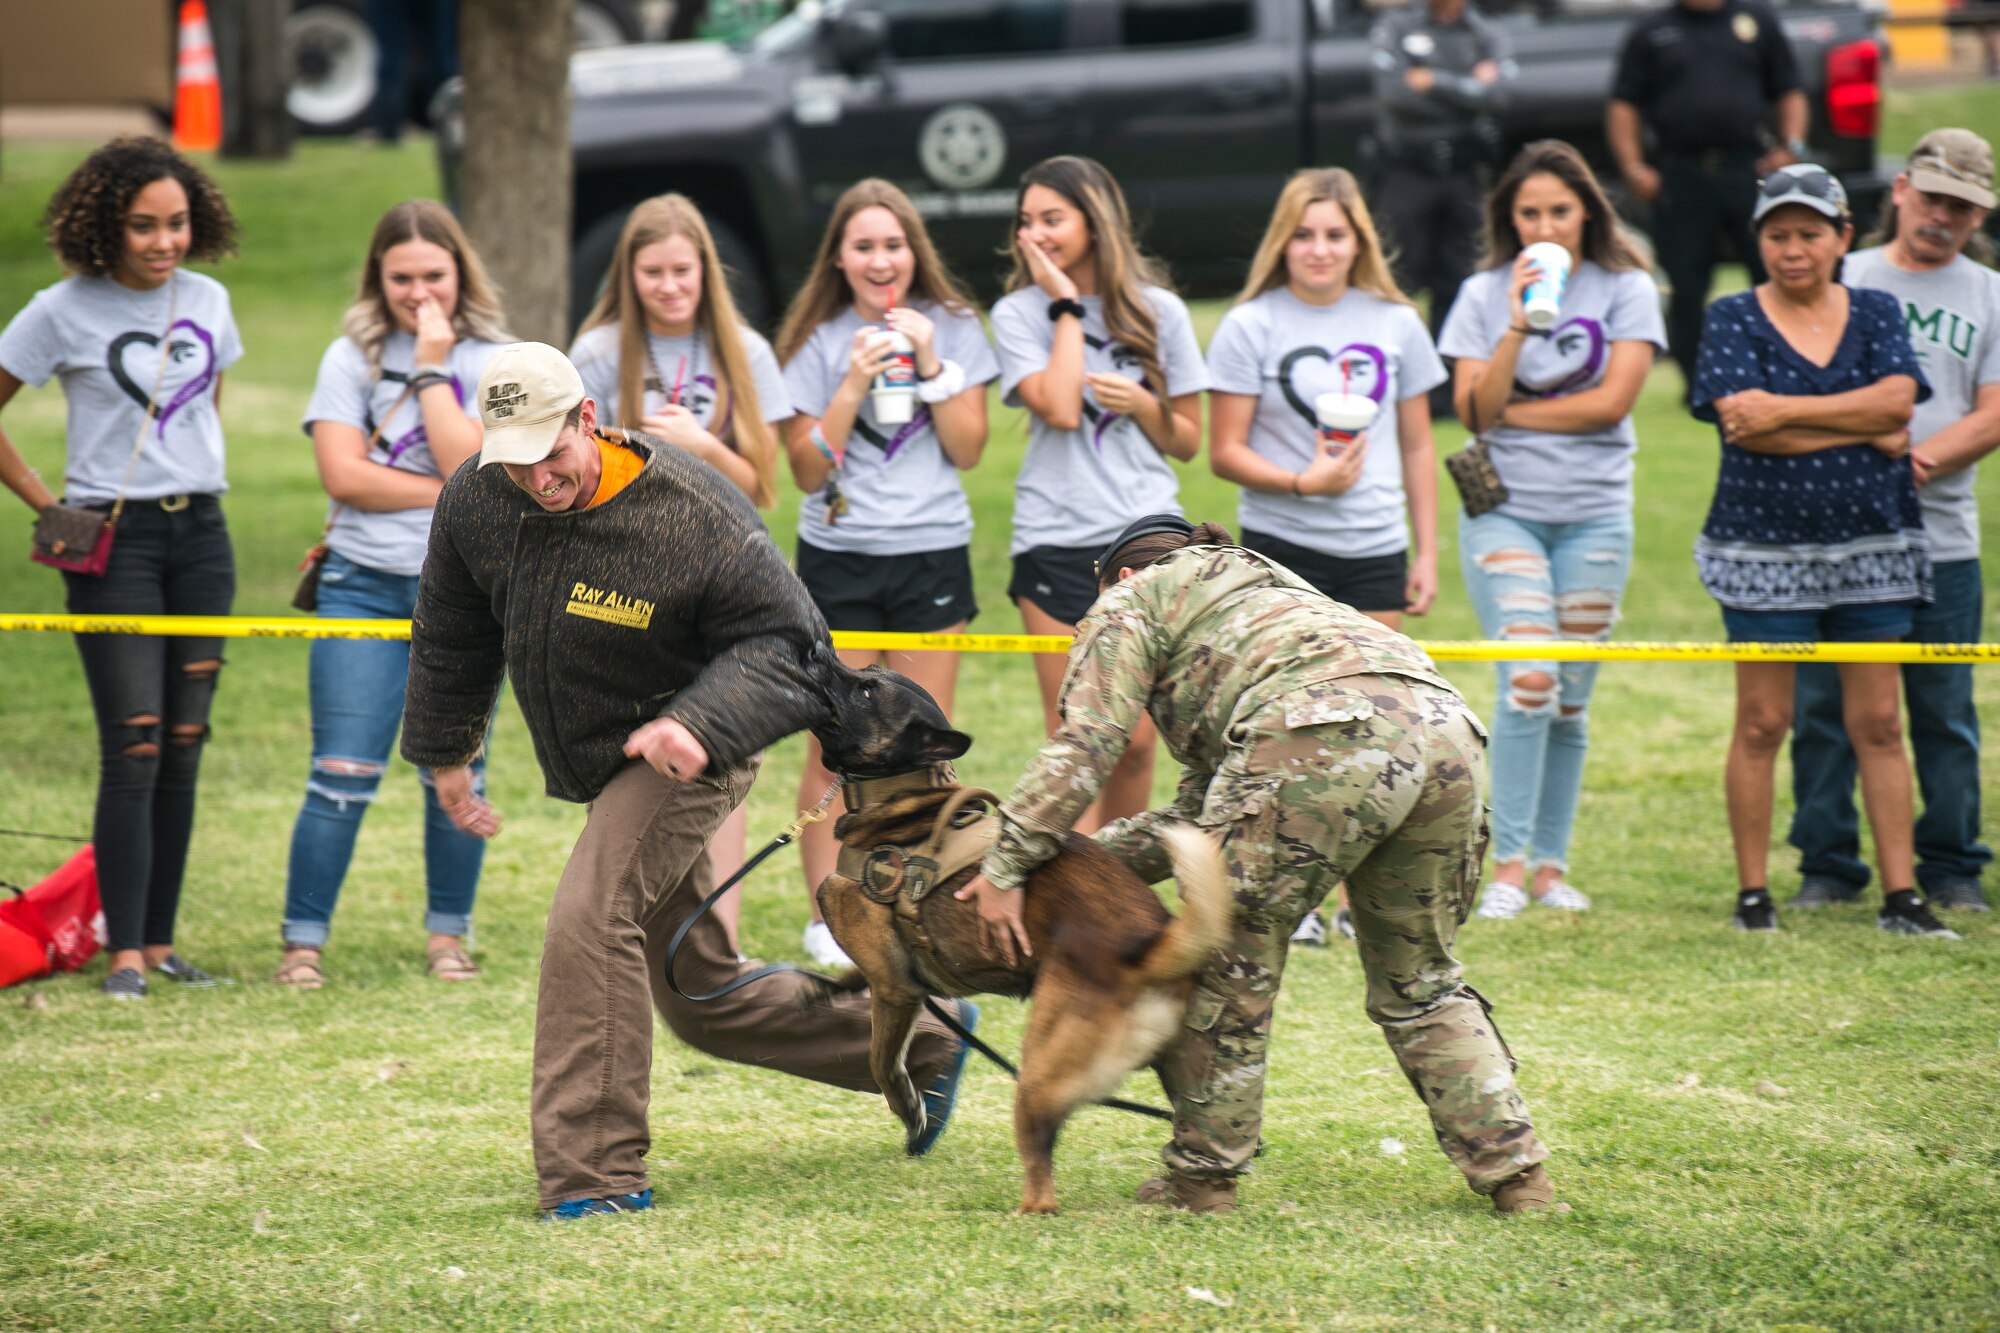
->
xmin=532 ymin=756 xmax=961 ymax=1210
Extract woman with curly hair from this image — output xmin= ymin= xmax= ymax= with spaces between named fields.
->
xmin=0 ymin=137 xmax=244 ymax=999
xmin=274 ymin=201 xmax=513 ymax=990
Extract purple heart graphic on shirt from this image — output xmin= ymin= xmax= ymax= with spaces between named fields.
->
xmin=850 ymin=406 xmax=933 ymax=459
xmin=379 ymin=372 xmax=465 ymax=466
xmin=1080 ymin=331 xmax=1146 ymax=448
xmin=1278 ymin=342 xmax=1388 ymax=428
xmin=1514 ymin=316 xmax=1606 ymax=398
xmin=107 ymin=321 xmax=217 ymax=433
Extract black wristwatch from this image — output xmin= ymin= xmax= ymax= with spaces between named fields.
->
xmin=1047 ymin=297 xmax=1085 ymax=324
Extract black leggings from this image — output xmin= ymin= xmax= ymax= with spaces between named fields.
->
xmin=63 ymin=496 xmax=235 ymax=952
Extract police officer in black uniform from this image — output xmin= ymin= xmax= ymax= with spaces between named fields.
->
xmin=1607 ymin=0 xmax=1807 ymax=396
xmin=1369 ymin=0 xmax=1515 ymax=417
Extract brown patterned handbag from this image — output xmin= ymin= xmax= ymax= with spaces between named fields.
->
xmin=1442 ymin=393 xmax=1511 ymax=518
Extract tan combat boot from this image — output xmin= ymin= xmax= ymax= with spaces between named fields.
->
xmin=1492 ymin=1162 xmax=1556 ymax=1214
xmin=1133 ymin=1172 xmax=1237 ymax=1214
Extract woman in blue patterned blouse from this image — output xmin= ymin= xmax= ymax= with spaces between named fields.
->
xmin=1691 ymin=164 xmax=1956 ymax=939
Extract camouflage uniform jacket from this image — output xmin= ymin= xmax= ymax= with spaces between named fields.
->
xmin=981 ymin=545 xmax=1456 ymax=889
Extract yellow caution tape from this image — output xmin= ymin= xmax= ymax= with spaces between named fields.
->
xmin=3 ymin=613 xmax=2000 ymax=663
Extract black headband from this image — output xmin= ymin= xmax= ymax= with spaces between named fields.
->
xmin=1094 ymin=514 xmax=1195 ymax=579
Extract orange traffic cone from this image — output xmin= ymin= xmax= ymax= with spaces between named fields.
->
xmin=172 ymin=0 xmax=223 ymax=152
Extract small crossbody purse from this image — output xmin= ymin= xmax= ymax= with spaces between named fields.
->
xmin=1441 ymin=388 xmax=1511 ymax=519
xmin=30 ymin=279 xmax=178 ymax=576
xmin=292 ymin=380 xmax=417 ymax=612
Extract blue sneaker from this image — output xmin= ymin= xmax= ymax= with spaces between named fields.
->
xmin=539 ymin=1188 xmax=653 ymax=1222
xmin=908 ymin=1000 xmax=979 ymax=1157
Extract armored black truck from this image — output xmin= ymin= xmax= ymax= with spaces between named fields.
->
xmin=433 ymin=0 xmax=1892 ymax=327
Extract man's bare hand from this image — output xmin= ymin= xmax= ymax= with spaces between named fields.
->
xmin=624 ymin=717 xmax=709 ymax=781
xmin=954 ymin=873 xmax=1032 ymax=966
xmin=432 ymin=765 xmax=501 ymax=838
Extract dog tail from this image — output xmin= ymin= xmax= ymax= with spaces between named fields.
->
xmin=1140 ymin=824 xmax=1232 ymax=983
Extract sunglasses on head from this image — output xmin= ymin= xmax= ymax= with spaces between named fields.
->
xmin=1759 ymin=166 xmax=1842 ymax=202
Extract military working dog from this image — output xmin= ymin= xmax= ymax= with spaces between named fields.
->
xmin=810 ymin=661 xmax=1229 ymax=1214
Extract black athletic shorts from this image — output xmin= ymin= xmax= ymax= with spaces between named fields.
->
xmin=795 ymin=540 xmax=978 ymax=633
xmin=1007 ymin=544 xmax=1105 ymax=626
xmin=1240 ymin=529 xmax=1408 ymax=613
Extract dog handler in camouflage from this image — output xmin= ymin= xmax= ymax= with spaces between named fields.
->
xmin=957 ymin=515 xmax=1553 ymax=1214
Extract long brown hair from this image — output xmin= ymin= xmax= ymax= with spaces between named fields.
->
xmin=775 ymin=178 xmax=977 ymax=366
xmin=1237 ymin=167 xmax=1412 ymax=307
xmin=1479 ymin=140 xmax=1648 ymax=273
xmin=1098 ymin=521 xmax=1236 ymax=587
xmin=1006 ymin=156 xmax=1171 ymax=401
xmin=342 ymin=200 xmax=511 ymax=375
xmin=578 ymin=193 xmax=778 ymax=508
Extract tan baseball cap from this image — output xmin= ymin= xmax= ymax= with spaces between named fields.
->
xmin=476 ymin=342 xmax=587 ymax=468
xmin=1908 ymin=128 xmax=1995 ymax=210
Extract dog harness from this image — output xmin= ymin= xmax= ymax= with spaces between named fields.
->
xmin=833 ymin=763 xmax=1002 ymax=983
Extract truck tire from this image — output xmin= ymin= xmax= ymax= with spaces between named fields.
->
xmin=570 ymin=207 xmax=772 ymax=335
xmin=287 ymin=0 xmax=378 ymax=137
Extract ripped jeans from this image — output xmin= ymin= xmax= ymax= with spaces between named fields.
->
xmin=281 ymin=552 xmax=487 ymax=949
xmin=1458 ymin=510 xmax=1634 ymax=871
xmin=64 ymin=495 xmax=234 ymax=953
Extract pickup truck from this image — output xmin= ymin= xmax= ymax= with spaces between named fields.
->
xmin=433 ymin=0 xmax=1891 ymax=329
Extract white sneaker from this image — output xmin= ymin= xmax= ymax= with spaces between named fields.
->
xmin=1290 ymin=909 xmax=1329 ymax=946
xmin=1476 ymin=881 xmax=1529 ymax=920
xmin=802 ymin=920 xmax=854 ymax=969
xmin=1536 ymin=880 xmax=1591 ymax=911
xmin=1332 ymin=906 xmax=1356 ymax=940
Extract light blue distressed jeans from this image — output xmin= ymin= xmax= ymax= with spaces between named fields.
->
xmin=1458 ymin=510 xmax=1634 ymax=871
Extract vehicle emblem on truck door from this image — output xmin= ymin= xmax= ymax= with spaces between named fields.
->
xmin=920 ymin=104 xmax=1007 ymax=191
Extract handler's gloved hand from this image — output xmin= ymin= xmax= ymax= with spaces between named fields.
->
xmin=955 ymin=873 xmax=1032 ymax=967
xmin=433 ymin=764 xmax=502 ymax=839
xmin=624 ymin=717 xmax=708 ymax=782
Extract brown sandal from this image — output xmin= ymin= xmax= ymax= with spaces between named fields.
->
xmin=272 ymin=953 xmax=325 ymax=990
xmin=426 ymin=945 xmax=480 ymax=981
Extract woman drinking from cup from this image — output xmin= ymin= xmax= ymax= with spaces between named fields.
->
xmin=776 ymin=178 xmax=997 ymax=968
xmin=1437 ymin=140 xmax=1665 ymax=921
xmin=276 ymin=201 xmax=513 ymax=988
xmin=1692 ymin=164 xmax=1953 ymax=939
xmin=1207 ymin=166 xmax=1447 ymax=944
xmin=991 ymin=155 xmax=1209 ymax=833
xmin=0 ymin=138 xmax=243 ymax=999
xmin=570 ymin=194 xmax=792 ymax=955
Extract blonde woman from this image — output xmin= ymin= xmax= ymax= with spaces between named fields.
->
xmin=277 ymin=200 xmax=513 ymax=988
xmin=569 ymin=193 xmax=792 ymax=956
xmin=1208 ymin=167 xmax=1447 ymax=945
xmin=991 ymin=155 xmax=1209 ymax=833
xmin=776 ymin=178 xmax=997 ymax=968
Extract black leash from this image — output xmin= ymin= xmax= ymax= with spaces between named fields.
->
xmin=0 ymin=828 xmax=89 ymax=843
xmin=665 ymin=785 xmax=1176 ymax=1123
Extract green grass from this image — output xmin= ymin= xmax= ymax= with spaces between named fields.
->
xmin=3 ymin=95 xmax=2000 ymax=1329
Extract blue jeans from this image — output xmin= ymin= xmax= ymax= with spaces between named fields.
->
xmin=1459 ymin=510 xmax=1635 ymax=870
xmin=1788 ymin=557 xmax=1989 ymax=892
xmin=281 ymin=552 xmax=487 ymax=948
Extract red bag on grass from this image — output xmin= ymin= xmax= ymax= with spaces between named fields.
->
xmin=0 ymin=845 xmax=104 ymax=986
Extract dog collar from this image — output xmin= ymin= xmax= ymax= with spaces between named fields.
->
xmin=842 ymin=762 xmax=957 ymax=813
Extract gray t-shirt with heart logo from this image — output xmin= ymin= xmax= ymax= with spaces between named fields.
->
xmin=1438 ymin=261 xmax=1665 ymax=523
xmin=1207 ymin=285 xmax=1446 ymax=559
xmin=0 ymin=270 xmax=244 ymax=502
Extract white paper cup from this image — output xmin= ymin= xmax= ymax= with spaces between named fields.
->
xmin=1314 ymin=391 xmax=1376 ymax=453
xmin=1521 ymin=241 xmax=1571 ymax=331
xmin=870 ymin=327 xmax=918 ymax=424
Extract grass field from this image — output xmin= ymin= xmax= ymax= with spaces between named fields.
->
xmin=3 ymin=97 xmax=1999 ymax=1331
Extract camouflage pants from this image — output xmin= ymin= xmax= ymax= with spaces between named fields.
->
xmin=1144 ymin=677 xmax=1546 ymax=1195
